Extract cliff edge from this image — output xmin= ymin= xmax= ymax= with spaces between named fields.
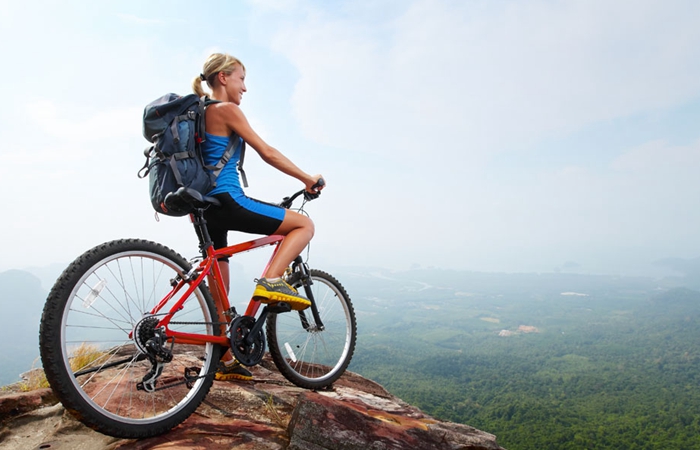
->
xmin=0 ymin=355 xmax=504 ymax=450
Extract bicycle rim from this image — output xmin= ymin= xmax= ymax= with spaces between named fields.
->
xmin=41 ymin=240 xmax=219 ymax=437
xmin=267 ymin=270 xmax=356 ymax=389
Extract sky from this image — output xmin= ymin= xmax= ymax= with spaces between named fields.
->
xmin=1 ymin=0 xmax=700 ymax=277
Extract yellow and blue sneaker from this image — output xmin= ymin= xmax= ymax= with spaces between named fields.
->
xmin=215 ymin=360 xmax=253 ymax=381
xmin=252 ymin=277 xmax=311 ymax=311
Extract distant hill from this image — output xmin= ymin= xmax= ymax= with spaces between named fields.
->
xmin=651 ymin=286 xmax=700 ymax=303
xmin=0 ymin=270 xmax=46 ymax=385
xmin=653 ymin=257 xmax=700 ymax=289
xmin=23 ymin=263 xmax=66 ymax=292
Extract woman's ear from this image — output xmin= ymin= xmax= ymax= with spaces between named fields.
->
xmin=218 ymin=71 xmax=227 ymax=85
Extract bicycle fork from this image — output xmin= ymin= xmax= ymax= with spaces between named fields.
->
xmin=288 ymin=256 xmax=325 ymax=332
xmin=243 ymin=256 xmax=326 ymax=342
xmin=230 ymin=257 xmax=325 ymax=366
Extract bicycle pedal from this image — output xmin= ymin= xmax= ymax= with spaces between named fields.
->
xmin=267 ymin=302 xmax=292 ymax=314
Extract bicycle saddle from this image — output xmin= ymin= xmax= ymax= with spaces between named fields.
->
xmin=164 ymin=187 xmax=221 ymax=214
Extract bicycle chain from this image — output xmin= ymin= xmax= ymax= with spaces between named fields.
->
xmin=169 ymin=321 xmax=228 ymax=326
xmin=137 ymin=321 xmax=228 ymax=392
xmin=138 ymin=313 xmax=234 ymax=392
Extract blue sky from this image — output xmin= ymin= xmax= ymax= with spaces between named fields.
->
xmin=1 ymin=0 xmax=699 ymax=276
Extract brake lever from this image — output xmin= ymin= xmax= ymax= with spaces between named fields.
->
xmin=303 ymin=190 xmax=320 ymax=201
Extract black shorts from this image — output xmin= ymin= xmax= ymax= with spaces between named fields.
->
xmin=203 ymin=192 xmax=285 ymax=260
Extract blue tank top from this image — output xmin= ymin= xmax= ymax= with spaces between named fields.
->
xmin=202 ymin=133 xmax=244 ymax=196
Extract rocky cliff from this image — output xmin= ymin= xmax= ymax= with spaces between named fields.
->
xmin=0 ymin=356 xmax=504 ymax=450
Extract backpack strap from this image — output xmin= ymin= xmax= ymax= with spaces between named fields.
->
xmin=201 ymin=97 xmax=249 ymax=187
xmin=169 ymin=154 xmax=185 ymax=186
xmin=138 ymin=146 xmax=153 ymax=178
xmin=237 ymin=140 xmax=248 ymax=187
xmin=205 ymin=136 xmax=237 ymax=180
xmin=171 ymin=111 xmax=197 ymax=145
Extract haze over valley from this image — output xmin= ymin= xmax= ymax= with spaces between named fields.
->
xmin=3 ymin=259 xmax=700 ymax=448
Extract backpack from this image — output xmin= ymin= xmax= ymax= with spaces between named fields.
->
xmin=137 ymin=93 xmax=247 ymax=216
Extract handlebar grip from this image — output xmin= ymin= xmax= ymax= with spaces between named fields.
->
xmin=311 ymin=178 xmax=325 ymax=191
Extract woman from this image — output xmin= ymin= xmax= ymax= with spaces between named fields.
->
xmin=192 ymin=53 xmax=324 ymax=380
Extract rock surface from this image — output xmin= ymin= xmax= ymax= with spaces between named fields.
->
xmin=0 ymin=356 xmax=504 ymax=450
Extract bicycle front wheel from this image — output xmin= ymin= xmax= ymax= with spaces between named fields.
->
xmin=39 ymin=239 xmax=222 ymax=439
xmin=266 ymin=269 xmax=356 ymax=389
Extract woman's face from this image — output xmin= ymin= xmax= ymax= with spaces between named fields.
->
xmin=224 ymin=65 xmax=247 ymax=105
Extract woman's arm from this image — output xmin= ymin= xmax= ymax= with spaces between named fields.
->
xmin=212 ymin=102 xmax=323 ymax=191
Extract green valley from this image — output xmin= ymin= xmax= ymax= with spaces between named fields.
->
xmin=341 ymin=268 xmax=700 ymax=450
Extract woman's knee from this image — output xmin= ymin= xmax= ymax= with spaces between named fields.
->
xmin=303 ymin=215 xmax=315 ymax=238
xmin=276 ymin=211 xmax=315 ymax=237
xmin=292 ymin=214 xmax=314 ymax=241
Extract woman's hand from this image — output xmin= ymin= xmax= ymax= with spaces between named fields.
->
xmin=305 ymin=175 xmax=326 ymax=194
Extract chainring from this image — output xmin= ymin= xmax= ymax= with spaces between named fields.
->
xmin=229 ymin=315 xmax=265 ymax=366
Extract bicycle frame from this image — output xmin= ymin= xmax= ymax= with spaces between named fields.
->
xmin=142 ymin=185 xmax=327 ymax=352
xmin=147 ymin=232 xmax=284 ymax=347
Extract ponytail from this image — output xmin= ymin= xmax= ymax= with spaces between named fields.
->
xmin=192 ymin=75 xmax=209 ymax=98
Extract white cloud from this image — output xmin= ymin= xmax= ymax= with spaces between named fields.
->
xmin=115 ymin=13 xmax=165 ymax=26
xmin=248 ymin=0 xmax=303 ymax=13
xmin=611 ymin=139 xmax=700 ymax=174
xmin=259 ymin=0 xmax=700 ymax=167
xmin=22 ymin=99 xmax=141 ymax=144
xmin=232 ymin=0 xmax=700 ymax=274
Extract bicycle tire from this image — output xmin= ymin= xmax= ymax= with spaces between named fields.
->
xmin=39 ymin=239 xmax=223 ymax=438
xmin=266 ymin=269 xmax=356 ymax=389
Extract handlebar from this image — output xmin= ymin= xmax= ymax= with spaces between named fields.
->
xmin=280 ymin=178 xmax=325 ymax=209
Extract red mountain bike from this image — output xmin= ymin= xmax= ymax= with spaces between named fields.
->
xmin=39 ymin=185 xmax=356 ymax=438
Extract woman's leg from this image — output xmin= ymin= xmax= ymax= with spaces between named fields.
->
xmin=205 ymin=193 xmax=314 ymax=307
xmin=264 ymin=210 xmax=315 ymax=278
xmin=209 ymin=260 xmax=254 ymax=379
xmin=205 ymin=194 xmax=309 ymax=278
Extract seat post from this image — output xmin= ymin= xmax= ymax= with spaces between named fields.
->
xmin=190 ymin=209 xmax=214 ymax=259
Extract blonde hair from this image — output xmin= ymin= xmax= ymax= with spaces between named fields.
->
xmin=192 ymin=53 xmax=245 ymax=98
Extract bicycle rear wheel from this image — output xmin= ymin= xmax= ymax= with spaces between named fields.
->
xmin=266 ymin=269 xmax=356 ymax=389
xmin=39 ymin=239 xmax=222 ymax=438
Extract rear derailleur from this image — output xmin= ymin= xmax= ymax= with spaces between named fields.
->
xmin=134 ymin=316 xmax=173 ymax=392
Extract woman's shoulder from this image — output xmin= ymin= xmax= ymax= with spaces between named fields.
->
xmin=208 ymin=101 xmax=246 ymax=122
xmin=207 ymin=101 xmax=240 ymax=112
xmin=205 ymin=101 xmax=245 ymax=133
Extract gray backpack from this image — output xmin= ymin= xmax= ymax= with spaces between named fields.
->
xmin=138 ymin=93 xmax=247 ymax=216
